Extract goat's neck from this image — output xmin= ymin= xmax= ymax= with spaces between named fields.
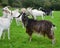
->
xmin=30 ymin=10 xmax=32 ymax=14
xmin=7 ymin=13 xmax=13 ymax=21
xmin=22 ymin=14 xmax=28 ymax=27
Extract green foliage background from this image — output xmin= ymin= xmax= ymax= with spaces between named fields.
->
xmin=0 ymin=0 xmax=60 ymax=10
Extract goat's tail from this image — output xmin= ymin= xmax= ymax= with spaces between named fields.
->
xmin=53 ymin=24 xmax=56 ymax=29
xmin=43 ymin=12 xmax=46 ymax=16
xmin=53 ymin=24 xmax=55 ymax=27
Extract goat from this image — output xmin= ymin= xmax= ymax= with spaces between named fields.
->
xmin=12 ymin=9 xmax=21 ymax=26
xmin=39 ymin=7 xmax=54 ymax=18
xmin=2 ymin=7 xmax=21 ymax=26
xmin=21 ymin=12 xmax=56 ymax=44
xmin=27 ymin=8 xmax=45 ymax=19
xmin=0 ymin=8 xmax=13 ymax=40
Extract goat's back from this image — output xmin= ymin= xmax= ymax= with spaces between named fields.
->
xmin=27 ymin=19 xmax=54 ymax=33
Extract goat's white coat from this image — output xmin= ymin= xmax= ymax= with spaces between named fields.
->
xmin=12 ymin=9 xmax=20 ymax=17
xmin=12 ymin=9 xmax=24 ymax=27
xmin=0 ymin=15 xmax=12 ymax=39
xmin=27 ymin=8 xmax=45 ymax=19
xmin=0 ymin=7 xmax=13 ymax=39
xmin=12 ymin=9 xmax=23 ymax=26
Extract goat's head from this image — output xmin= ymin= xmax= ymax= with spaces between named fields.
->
xmin=20 ymin=12 xmax=28 ymax=27
xmin=20 ymin=8 xmax=26 ymax=13
xmin=22 ymin=12 xmax=28 ymax=20
xmin=2 ymin=6 xmax=11 ymax=14
xmin=3 ymin=6 xmax=10 ymax=11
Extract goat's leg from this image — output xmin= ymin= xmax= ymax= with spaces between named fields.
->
xmin=29 ymin=35 xmax=32 ymax=42
xmin=22 ymin=23 xmax=24 ymax=28
xmin=16 ymin=18 xmax=20 ymax=26
xmin=47 ymin=31 xmax=55 ymax=45
xmin=16 ymin=19 xmax=19 ymax=26
xmin=34 ymin=16 xmax=36 ymax=19
xmin=47 ymin=34 xmax=55 ymax=45
xmin=17 ymin=21 xmax=20 ymax=26
xmin=51 ymin=27 xmax=55 ymax=45
xmin=52 ymin=38 xmax=55 ymax=45
xmin=51 ymin=13 xmax=54 ymax=18
xmin=31 ymin=15 xmax=35 ymax=19
xmin=8 ymin=28 xmax=10 ymax=40
xmin=3 ymin=31 xmax=5 ymax=39
xmin=50 ymin=12 xmax=54 ymax=18
xmin=51 ymin=32 xmax=55 ymax=45
xmin=28 ymin=32 xmax=33 ymax=42
xmin=42 ymin=15 xmax=44 ymax=20
xmin=0 ymin=28 xmax=3 ymax=39
xmin=26 ymin=29 xmax=33 ymax=42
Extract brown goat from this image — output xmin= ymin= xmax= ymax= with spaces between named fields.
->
xmin=21 ymin=12 xmax=55 ymax=44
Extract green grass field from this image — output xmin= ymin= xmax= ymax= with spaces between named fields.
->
xmin=0 ymin=8 xmax=60 ymax=48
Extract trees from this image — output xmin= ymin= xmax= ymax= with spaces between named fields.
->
xmin=1 ymin=0 xmax=8 ymax=6
xmin=51 ymin=0 xmax=60 ymax=10
xmin=0 ymin=0 xmax=60 ymax=10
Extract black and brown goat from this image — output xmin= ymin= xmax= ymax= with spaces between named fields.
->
xmin=21 ymin=12 xmax=56 ymax=44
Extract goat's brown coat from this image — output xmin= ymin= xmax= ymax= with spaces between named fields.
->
xmin=21 ymin=13 xmax=55 ymax=43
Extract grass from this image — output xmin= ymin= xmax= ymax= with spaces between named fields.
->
xmin=0 ymin=8 xmax=60 ymax=48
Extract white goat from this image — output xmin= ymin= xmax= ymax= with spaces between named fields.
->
xmin=12 ymin=8 xmax=26 ymax=27
xmin=2 ymin=7 xmax=20 ymax=26
xmin=27 ymin=8 xmax=45 ymax=19
xmin=2 ymin=7 xmax=24 ymax=27
xmin=12 ymin=9 xmax=21 ymax=26
xmin=0 ymin=8 xmax=13 ymax=40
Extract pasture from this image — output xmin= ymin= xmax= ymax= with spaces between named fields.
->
xmin=0 ymin=8 xmax=60 ymax=48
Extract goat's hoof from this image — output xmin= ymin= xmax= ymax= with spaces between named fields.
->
xmin=52 ymin=40 xmax=56 ymax=45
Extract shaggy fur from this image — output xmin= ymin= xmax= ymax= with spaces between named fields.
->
xmin=21 ymin=13 xmax=55 ymax=44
